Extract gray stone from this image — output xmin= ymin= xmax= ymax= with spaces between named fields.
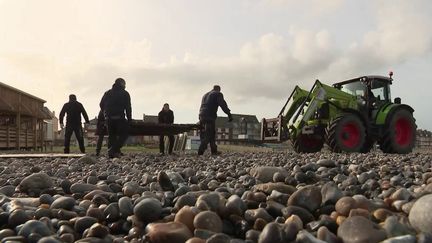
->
xmin=258 ymin=222 xmax=285 ymax=243
xmin=77 ymin=155 xmax=97 ymax=165
xmin=0 ymin=185 xmax=16 ymax=197
xmin=288 ymin=185 xmax=322 ymax=212
xmin=337 ymin=216 xmax=386 ymax=243
xmin=196 ymin=192 xmax=222 ymax=212
xmin=70 ymin=183 xmax=98 ymax=194
xmin=74 ymin=216 xmax=98 ymax=234
xmin=50 ymin=196 xmax=75 ymax=210
xmin=316 ymin=159 xmax=336 ymax=167
xmin=409 ymin=194 xmax=432 ymax=234
xmin=254 ymin=182 xmax=296 ymax=195
xmin=118 ymin=196 xmax=134 ymax=217
xmin=134 ymin=198 xmax=162 ymax=223
xmin=250 ymin=167 xmax=289 ymax=183
xmin=225 ymin=195 xmax=246 ymax=216
xmin=8 ymin=209 xmax=31 ymax=228
xmin=207 ymin=233 xmax=231 ymax=243
xmin=380 ymin=235 xmax=416 ymax=243
xmin=390 ymin=188 xmax=411 ymax=201
xmin=244 ymin=208 xmax=273 ymax=224
xmin=158 ymin=171 xmax=175 ymax=191
xmin=38 ymin=236 xmax=62 ymax=243
xmin=18 ymin=172 xmax=53 ymax=194
xmin=193 ymin=211 xmax=223 ymax=233
xmin=321 ymin=182 xmax=343 ymax=205
xmin=17 ymin=220 xmax=52 ymax=238
xmin=296 ymin=230 xmax=327 ymax=243
xmin=281 ymin=206 xmax=315 ymax=224
xmin=383 ymin=216 xmax=415 ymax=238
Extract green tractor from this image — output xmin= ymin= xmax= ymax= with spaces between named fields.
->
xmin=261 ymin=73 xmax=417 ymax=153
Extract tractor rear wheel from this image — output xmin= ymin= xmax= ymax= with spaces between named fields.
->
xmin=379 ymin=109 xmax=416 ymax=154
xmin=361 ymin=137 xmax=375 ymax=153
xmin=325 ymin=114 xmax=366 ymax=153
xmin=292 ymin=134 xmax=324 ymax=153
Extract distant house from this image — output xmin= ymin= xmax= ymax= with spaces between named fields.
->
xmin=43 ymin=108 xmax=59 ymax=147
xmin=0 ymin=82 xmax=52 ymax=150
xmin=188 ymin=114 xmax=260 ymax=145
xmin=416 ymin=129 xmax=432 ymax=148
xmin=142 ymin=114 xmax=160 ymax=143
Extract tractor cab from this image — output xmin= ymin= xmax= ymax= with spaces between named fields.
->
xmin=333 ymin=75 xmax=393 ymax=118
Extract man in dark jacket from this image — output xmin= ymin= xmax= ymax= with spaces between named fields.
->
xmin=158 ymin=103 xmax=175 ymax=155
xmin=198 ymin=85 xmax=232 ymax=155
xmin=99 ymin=78 xmax=132 ymax=158
xmin=59 ymin=94 xmax=90 ymax=153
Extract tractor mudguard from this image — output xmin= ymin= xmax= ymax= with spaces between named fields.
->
xmin=376 ymin=104 xmax=415 ymax=125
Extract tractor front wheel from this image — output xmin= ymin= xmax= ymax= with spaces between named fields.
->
xmin=292 ymin=134 xmax=324 ymax=153
xmin=325 ymin=114 xmax=366 ymax=153
xmin=379 ymin=109 xmax=416 ymax=154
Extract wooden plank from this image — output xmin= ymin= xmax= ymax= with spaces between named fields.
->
xmin=0 ymin=153 xmax=85 ymax=158
xmin=16 ymin=111 xmax=20 ymax=149
xmin=6 ymin=126 xmax=9 ymax=147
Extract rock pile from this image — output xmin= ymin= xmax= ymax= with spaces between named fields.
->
xmin=0 ymin=151 xmax=431 ymax=242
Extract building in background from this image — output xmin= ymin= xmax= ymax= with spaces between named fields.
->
xmin=142 ymin=114 xmax=159 ymax=144
xmin=416 ymin=129 xmax=432 ymax=148
xmin=43 ymin=108 xmax=58 ymax=149
xmin=0 ymin=82 xmax=52 ymax=150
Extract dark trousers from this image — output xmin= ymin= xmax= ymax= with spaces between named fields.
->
xmin=96 ymin=125 xmax=108 ymax=155
xmin=96 ymin=134 xmax=104 ymax=155
xmin=106 ymin=119 xmax=129 ymax=156
xmin=64 ymin=125 xmax=85 ymax=153
xmin=159 ymin=135 xmax=175 ymax=154
xmin=198 ymin=120 xmax=217 ymax=155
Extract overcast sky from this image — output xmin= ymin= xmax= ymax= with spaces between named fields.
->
xmin=1 ymin=0 xmax=431 ymax=130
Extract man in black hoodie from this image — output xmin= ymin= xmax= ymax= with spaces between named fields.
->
xmin=59 ymin=94 xmax=90 ymax=153
xmin=99 ymin=78 xmax=132 ymax=158
xmin=158 ymin=103 xmax=174 ymax=155
xmin=198 ymin=85 xmax=232 ymax=155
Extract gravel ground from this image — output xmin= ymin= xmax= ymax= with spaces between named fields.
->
xmin=0 ymin=150 xmax=431 ymax=243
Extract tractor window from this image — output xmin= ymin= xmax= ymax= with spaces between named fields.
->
xmin=370 ymin=80 xmax=390 ymax=101
xmin=340 ymin=81 xmax=366 ymax=97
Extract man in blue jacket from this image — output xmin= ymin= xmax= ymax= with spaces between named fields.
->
xmin=99 ymin=78 xmax=132 ymax=158
xmin=198 ymin=85 xmax=232 ymax=155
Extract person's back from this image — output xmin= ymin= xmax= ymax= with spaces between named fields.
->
xmin=199 ymin=89 xmax=229 ymax=121
xmin=99 ymin=78 xmax=131 ymax=158
xmin=198 ymin=85 xmax=232 ymax=155
xmin=101 ymin=83 xmax=131 ymax=120
xmin=60 ymin=99 xmax=88 ymax=126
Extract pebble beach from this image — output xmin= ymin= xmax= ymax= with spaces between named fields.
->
xmin=1 ymin=150 xmax=432 ymax=243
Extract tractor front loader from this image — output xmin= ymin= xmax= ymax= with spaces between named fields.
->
xmin=261 ymin=74 xmax=416 ymax=154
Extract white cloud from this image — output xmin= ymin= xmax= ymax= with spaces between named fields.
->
xmin=0 ymin=0 xmax=431 ymax=127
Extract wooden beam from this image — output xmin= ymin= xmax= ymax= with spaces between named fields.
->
xmin=16 ymin=112 xmax=20 ymax=150
xmin=0 ymin=153 xmax=85 ymax=158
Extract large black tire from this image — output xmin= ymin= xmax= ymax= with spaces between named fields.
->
xmin=325 ymin=114 xmax=366 ymax=153
xmin=292 ymin=134 xmax=324 ymax=153
xmin=361 ymin=137 xmax=375 ymax=153
xmin=379 ymin=109 xmax=416 ymax=154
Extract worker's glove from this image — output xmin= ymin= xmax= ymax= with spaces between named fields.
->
xmin=228 ymin=114 xmax=233 ymax=122
xmin=60 ymin=123 xmax=64 ymax=129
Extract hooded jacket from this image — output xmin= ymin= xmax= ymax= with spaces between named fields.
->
xmin=99 ymin=83 xmax=132 ymax=120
